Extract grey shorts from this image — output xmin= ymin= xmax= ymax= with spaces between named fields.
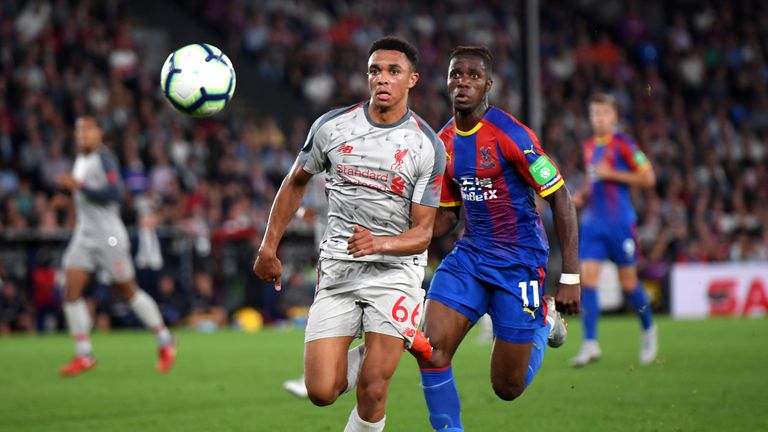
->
xmin=62 ymin=234 xmax=135 ymax=283
xmin=305 ymin=258 xmax=425 ymax=346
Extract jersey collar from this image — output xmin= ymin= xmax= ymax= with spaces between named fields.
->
xmin=455 ymin=122 xmax=483 ymax=136
xmin=363 ymin=101 xmax=413 ymax=128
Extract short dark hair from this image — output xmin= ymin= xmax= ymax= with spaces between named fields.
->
xmin=76 ymin=114 xmax=102 ymax=129
xmin=589 ymin=92 xmax=619 ymax=112
xmin=369 ymin=36 xmax=419 ymax=70
xmin=449 ymin=46 xmax=493 ymax=73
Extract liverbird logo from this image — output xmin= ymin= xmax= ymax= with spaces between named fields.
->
xmin=479 ymin=146 xmax=495 ymax=169
xmin=391 ymin=148 xmax=409 ymax=171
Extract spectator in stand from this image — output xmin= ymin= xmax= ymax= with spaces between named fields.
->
xmin=156 ymin=274 xmax=189 ymax=327
xmin=0 ymin=0 xmax=766 ymax=325
xmin=0 ymin=279 xmax=34 ymax=335
xmin=188 ymin=272 xmax=228 ymax=331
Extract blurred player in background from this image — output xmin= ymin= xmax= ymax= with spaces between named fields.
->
xmin=416 ymin=46 xmax=580 ymax=431
xmin=283 ymin=173 xmax=328 ymax=398
xmin=570 ymin=93 xmax=658 ymax=367
xmin=253 ymin=36 xmax=445 ymax=431
xmin=56 ymin=116 xmax=176 ymax=376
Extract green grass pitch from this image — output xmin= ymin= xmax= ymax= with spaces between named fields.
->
xmin=1 ymin=317 xmax=766 ymax=431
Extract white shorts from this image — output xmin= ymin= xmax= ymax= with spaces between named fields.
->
xmin=62 ymin=234 xmax=135 ymax=284
xmin=305 ymin=258 xmax=425 ymax=347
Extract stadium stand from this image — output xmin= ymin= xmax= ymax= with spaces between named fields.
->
xmin=0 ymin=0 xmax=765 ymax=332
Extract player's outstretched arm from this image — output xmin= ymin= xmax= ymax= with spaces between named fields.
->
xmin=571 ymin=180 xmax=592 ymax=209
xmin=253 ymin=159 xmax=313 ymax=291
xmin=595 ymin=159 xmax=656 ymax=189
xmin=347 ymin=203 xmax=437 ymax=257
xmin=545 ymin=185 xmax=581 ymax=315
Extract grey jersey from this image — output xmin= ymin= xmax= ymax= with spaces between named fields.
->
xmin=303 ymin=174 xmax=329 ymax=248
xmin=299 ymin=102 xmax=446 ymax=266
xmin=71 ymin=148 xmax=128 ymax=243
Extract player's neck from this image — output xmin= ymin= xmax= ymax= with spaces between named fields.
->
xmin=80 ymin=145 xmax=100 ymax=155
xmin=593 ymin=131 xmax=615 ymax=142
xmin=454 ymin=102 xmax=489 ymax=133
xmin=367 ymin=100 xmax=409 ymax=125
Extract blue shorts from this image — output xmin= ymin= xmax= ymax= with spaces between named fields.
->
xmin=579 ymin=222 xmax=637 ymax=266
xmin=427 ymin=246 xmax=546 ymax=344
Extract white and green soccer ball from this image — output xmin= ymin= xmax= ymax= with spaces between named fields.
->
xmin=160 ymin=43 xmax=236 ymax=117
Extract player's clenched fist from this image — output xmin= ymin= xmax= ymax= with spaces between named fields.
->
xmin=555 ymin=282 xmax=581 ymax=315
xmin=253 ymin=251 xmax=283 ymax=291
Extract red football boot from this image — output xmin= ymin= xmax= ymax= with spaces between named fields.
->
xmin=408 ymin=330 xmax=434 ymax=362
xmin=60 ymin=356 xmax=97 ymax=377
xmin=157 ymin=339 xmax=177 ymax=373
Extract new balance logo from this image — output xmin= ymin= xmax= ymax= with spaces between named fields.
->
xmin=339 ymin=144 xmax=354 ymax=154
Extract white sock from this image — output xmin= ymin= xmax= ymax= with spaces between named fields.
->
xmin=344 ymin=406 xmax=385 ymax=432
xmin=343 ymin=344 xmax=366 ymax=394
xmin=129 ymin=289 xmax=172 ymax=346
xmin=63 ymin=299 xmax=92 ymax=357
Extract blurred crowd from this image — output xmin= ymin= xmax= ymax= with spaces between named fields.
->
xmin=1 ymin=0 xmax=767 ymax=333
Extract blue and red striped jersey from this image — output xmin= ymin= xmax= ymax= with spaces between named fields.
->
xmin=582 ymin=132 xmax=650 ymax=225
xmin=438 ymin=107 xmax=564 ymax=267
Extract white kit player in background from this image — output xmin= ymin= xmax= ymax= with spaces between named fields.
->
xmin=283 ymin=174 xmax=329 ymax=399
xmin=254 ymin=37 xmax=446 ymax=432
xmin=56 ymin=116 xmax=176 ymax=377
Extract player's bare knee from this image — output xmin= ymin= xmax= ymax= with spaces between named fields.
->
xmin=305 ymin=374 xmax=346 ymax=407
xmin=418 ymin=348 xmax=451 ymax=369
xmin=306 ymin=386 xmax=340 ymax=407
xmin=357 ymin=377 xmax=388 ymax=407
xmin=113 ymin=281 xmax=137 ymax=301
xmin=492 ymin=379 xmax=525 ymax=401
xmin=63 ymin=287 xmax=80 ymax=303
xmin=619 ymin=276 xmax=638 ymax=291
xmin=63 ymin=281 xmax=85 ymax=302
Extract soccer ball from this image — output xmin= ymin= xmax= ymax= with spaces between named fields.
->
xmin=160 ymin=43 xmax=236 ymax=117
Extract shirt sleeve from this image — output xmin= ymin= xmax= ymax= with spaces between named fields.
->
xmin=298 ymin=116 xmax=332 ymax=175
xmin=81 ymin=151 xmax=122 ymax=203
xmin=298 ymin=105 xmax=356 ymax=174
xmin=439 ymin=166 xmax=461 ymax=207
xmin=498 ymin=124 xmax=564 ymax=198
xmin=411 ymin=129 xmax=446 ymax=208
xmin=617 ymin=136 xmax=650 ymax=172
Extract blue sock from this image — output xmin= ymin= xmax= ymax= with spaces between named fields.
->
xmin=525 ymin=321 xmax=551 ymax=388
xmin=581 ymin=287 xmax=599 ymax=341
xmin=420 ymin=366 xmax=463 ymax=431
xmin=627 ymin=283 xmax=653 ymax=330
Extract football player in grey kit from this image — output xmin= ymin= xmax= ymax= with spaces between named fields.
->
xmin=254 ymin=36 xmax=445 ymax=431
xmin=57 ymin=116 xmax=176 ymax=376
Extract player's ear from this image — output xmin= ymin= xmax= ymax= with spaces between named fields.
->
xmin=408 ymin=71 xmax=419 ymax=89
xmin=485 ymin=78 xmax=493 ymax=93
